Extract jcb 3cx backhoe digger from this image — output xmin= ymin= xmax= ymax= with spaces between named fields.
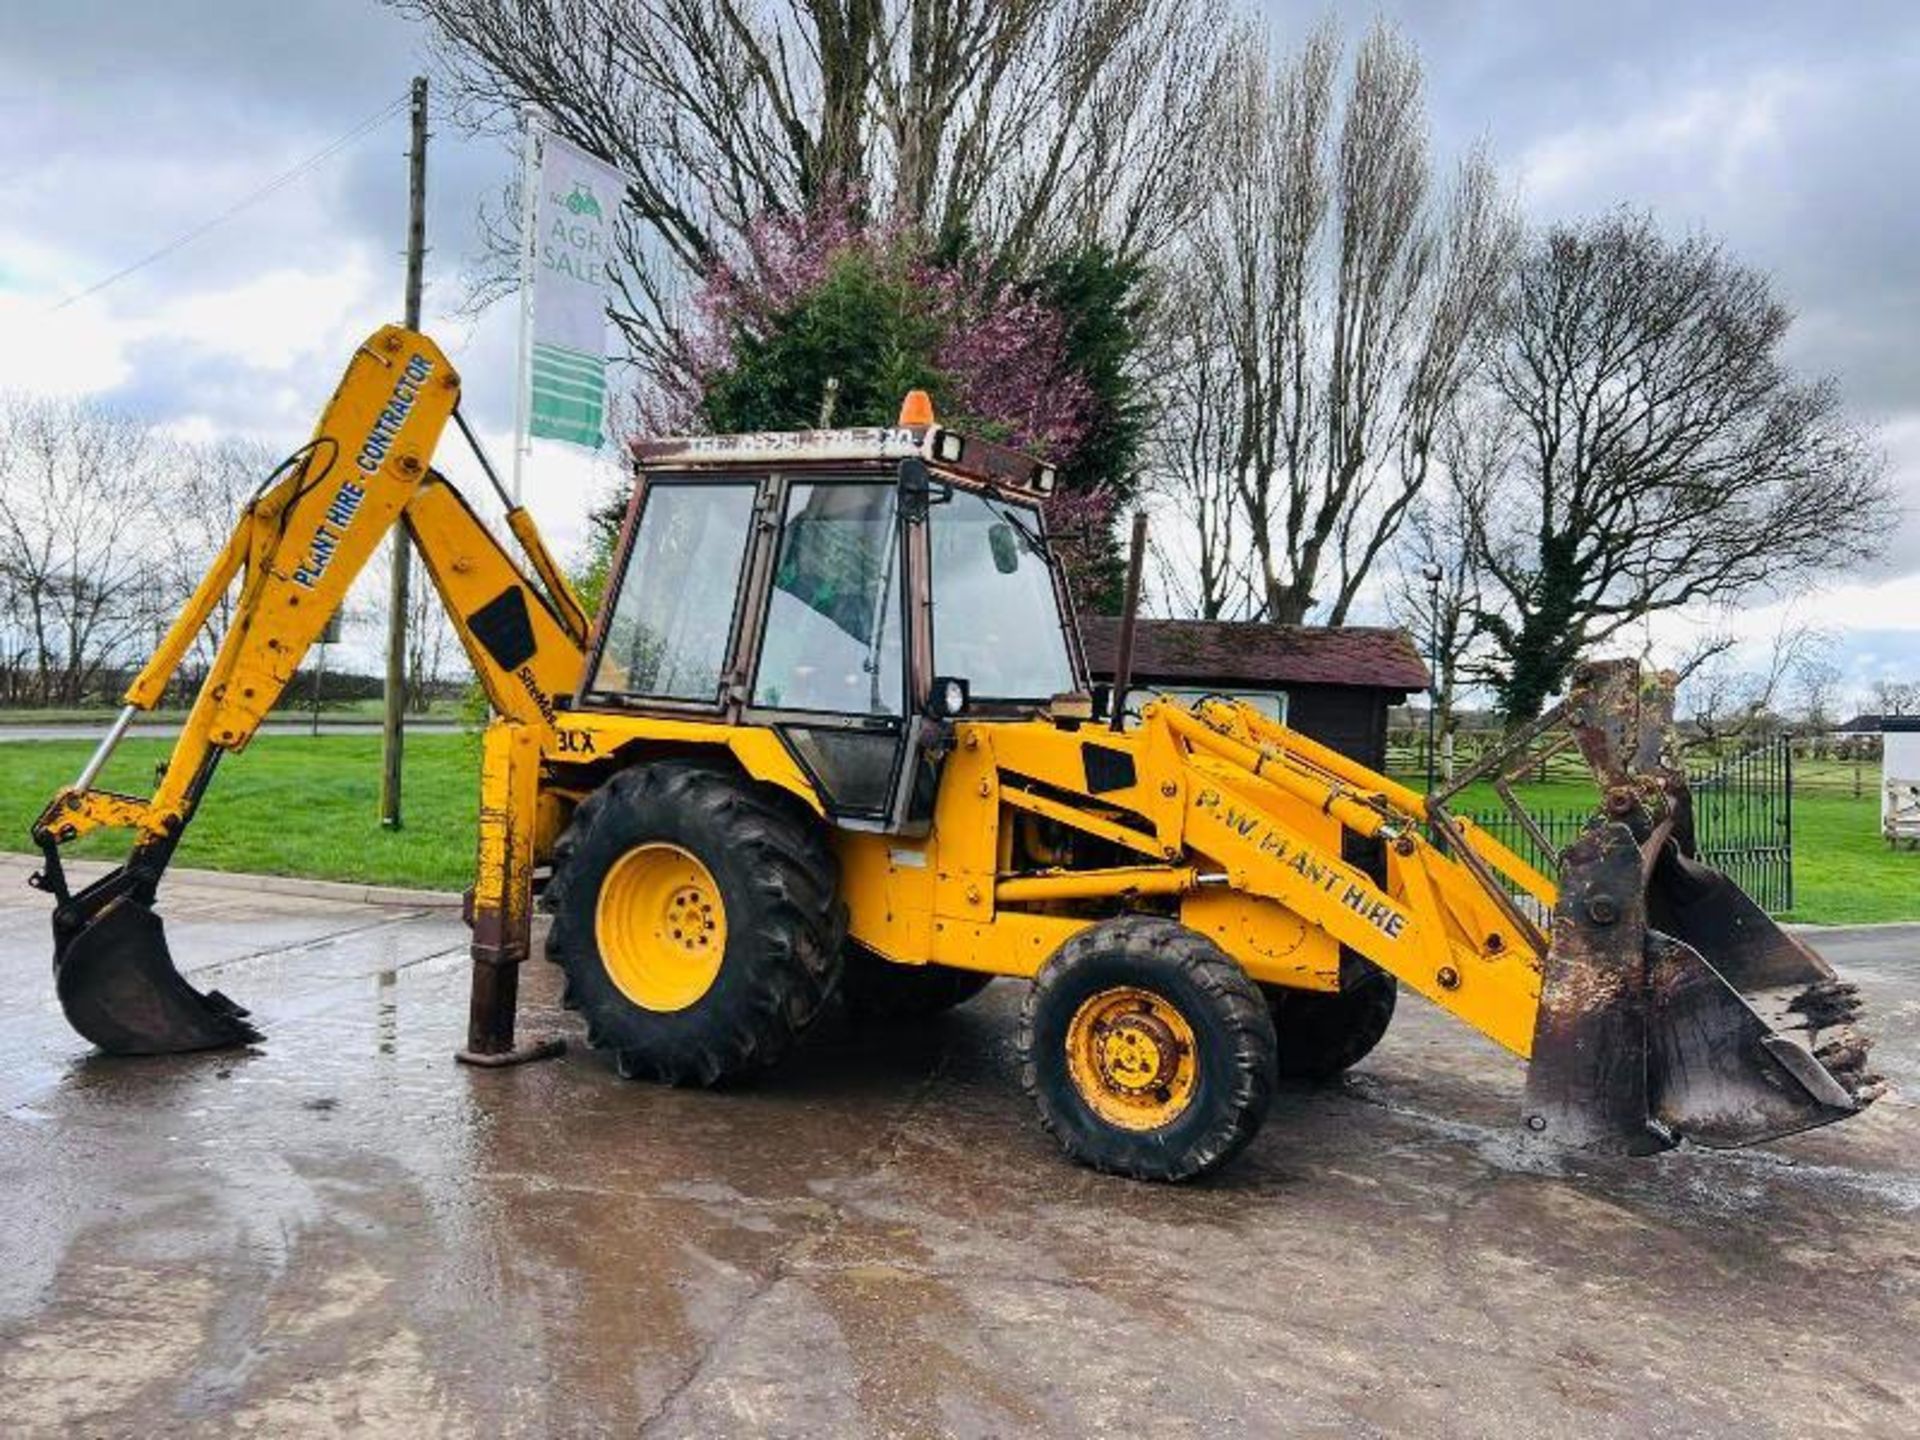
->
xmin=31 ymin=326 xmax=1878 ymax=1180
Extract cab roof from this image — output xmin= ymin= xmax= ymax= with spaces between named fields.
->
xmin=629 ymin=423 xmax=1058 ymax=500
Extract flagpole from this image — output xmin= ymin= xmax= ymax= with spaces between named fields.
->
xmin=509 ymin=107 xmax=540 ymax=505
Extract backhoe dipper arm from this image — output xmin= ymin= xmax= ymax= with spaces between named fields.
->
xmin=32 ymin=326 xmax=583 ymax=857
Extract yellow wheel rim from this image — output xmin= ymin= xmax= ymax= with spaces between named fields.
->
xmin=1064 ymin=985 xmax=1199 ymax=1131
xmin=594 ymin=842 xmax=728 ymax=1012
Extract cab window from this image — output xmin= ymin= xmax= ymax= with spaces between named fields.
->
xmin=930 ymin=490 xmax=1073 ymax=701
xmin=753 ymin=482 xmax=903 ymax=715
xmin=592 ymin=482 xmax=756 ymax=702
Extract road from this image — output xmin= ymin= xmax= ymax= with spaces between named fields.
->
xmin=0 ymin=857 xmax=1914 ymax=1437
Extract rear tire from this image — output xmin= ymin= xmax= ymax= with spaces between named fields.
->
xmin=546 ymin=761 xmax=844 ymax=1084
xmin=1263 ymin=952 xmax=1397 ymax=1081
xmin=1020 ymin=916 xmax=1276 ymax=1182
xmin=840 ymin=944 xmax=993 ymax=1020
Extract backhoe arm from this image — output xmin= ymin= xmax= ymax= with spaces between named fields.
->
xmin=406 ymin=474 xmax=584 ymax=730
xmin=29 ymin=325 xmax=587 ymax=1058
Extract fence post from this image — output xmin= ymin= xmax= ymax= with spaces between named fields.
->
xmin=1784 ymin=736 xmax=1794 ymax=913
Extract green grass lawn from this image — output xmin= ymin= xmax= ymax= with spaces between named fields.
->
xmin=3 ymin=732 xmax=1910 ymax=921
xmin=1780 ymin=789 xmax=1916 ymax=925
xmin=1 ymin=733 xmax=480 ymax=891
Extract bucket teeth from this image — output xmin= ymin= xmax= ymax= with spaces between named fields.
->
xmin=1812 ymin=1031 xmax=1881 ymax=1102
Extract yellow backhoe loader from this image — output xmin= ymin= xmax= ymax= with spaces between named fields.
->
xmin=29 ymin=326 xmax=1878 ymax=1180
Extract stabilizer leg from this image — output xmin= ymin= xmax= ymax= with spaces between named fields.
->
xmin=456 ymin=719 xmax=564 ymax=1067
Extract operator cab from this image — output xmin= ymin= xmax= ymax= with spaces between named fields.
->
xmin=579 ymin=395 xmax=1088 ymax=833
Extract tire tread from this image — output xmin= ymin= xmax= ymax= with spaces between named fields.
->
xmin=1019 ymin=915 xmax=1276 ymax=1182
xmin=546 ymin=761 xmax=844 ymax=1085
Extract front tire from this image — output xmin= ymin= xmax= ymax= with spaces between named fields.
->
xmin=546 ymin=761 xmax=844 ymax=1084
xmin=1019 ymin=916 xmax=1276 ymax=1182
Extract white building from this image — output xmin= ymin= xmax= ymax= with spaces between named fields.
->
xmin=1886 ymin=717 xmax=1920 ymax=845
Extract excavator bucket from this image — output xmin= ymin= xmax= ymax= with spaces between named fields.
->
xmin=1520 ymin=662 xmax=1877 ymax=1154
xmin=1524 ymin=824 xmax=1873 ymax=1153
xmin=50 ymin=866 xmax=260 ymax=1056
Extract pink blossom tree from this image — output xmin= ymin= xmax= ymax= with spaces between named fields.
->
xmin=653 ymin=201 xmax=1094 ymax=462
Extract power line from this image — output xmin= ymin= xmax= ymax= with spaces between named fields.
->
xmin=46 ymin=91 xmax=411 ymax=313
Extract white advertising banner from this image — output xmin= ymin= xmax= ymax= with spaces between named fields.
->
xmin=525 ymin=126 xmax=627 ymax=449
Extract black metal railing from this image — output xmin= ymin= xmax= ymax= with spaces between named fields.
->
xmin=1691 ymin=737 xmax=1794 ymax=914
xmin=1463 ymin=738 xmax=1794 ymax=914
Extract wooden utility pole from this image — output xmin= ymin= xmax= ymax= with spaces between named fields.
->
xmin=380 ymin=75 xmax=428 ymax=828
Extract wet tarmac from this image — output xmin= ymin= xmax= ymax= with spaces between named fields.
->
xmin=0 ymin=854 xmax=1915 ymax=1437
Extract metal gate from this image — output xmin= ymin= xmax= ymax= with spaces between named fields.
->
xmin=1689 ymin=738 xmax=1794 ymax=913
xmin=1464 ymin=738 xmax=1794 ymax=913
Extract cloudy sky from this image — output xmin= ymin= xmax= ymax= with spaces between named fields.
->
xmin=3 ymin=1 xmax=1916 ymax=698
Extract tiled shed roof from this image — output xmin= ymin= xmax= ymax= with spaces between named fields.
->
xmin=1080 ymin=617 xmax=1430 ymax=693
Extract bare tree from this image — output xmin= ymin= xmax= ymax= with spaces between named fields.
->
xmin=1789 ymin=656 xmax=1845 ymax=748
xmin=396 ymin=0 xmax=1234 ymax=380
xmin=0 ymin=407 xmax=24 ymax=705
xmin=1871 ymin=679 xmax=1920 ymax=718
xmin=1163 ymin=19 xmax=1513 ymax=627
xmin=1146 ymin=271 xmax=1255 ymax=620
xmin=155 ymin=435 xmax=283 ymax=693
xmin=1674 ymin=622 xmax=1827 ymax=751
xmin=1470 ymin=211 xmax=1891 ymax=719
xmin=1386 ymin=416 xmax=1501 ymax=749
xmin=404 ymin=558 xmax=462 ymax=713
xmin=0 ymin=394 xmax=169 ymax=706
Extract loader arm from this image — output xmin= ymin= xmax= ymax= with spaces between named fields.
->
xmin=1154 ymin=701 xmax=1550 ymax=1057
xmin=1150 ymin=673 xmax=1879 ymax=1152
xmin=29 ymin=325 xmax=586 ymax=1055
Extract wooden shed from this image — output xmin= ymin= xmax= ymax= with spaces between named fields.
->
xmin=1079 ymin=618 xmax=1430 ymax=771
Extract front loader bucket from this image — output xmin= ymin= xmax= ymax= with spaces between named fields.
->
xmin=1523 ymin=823 xmax=1876 ymax=1155
xmin=52 ymin=868 xmax=260 ymax=1056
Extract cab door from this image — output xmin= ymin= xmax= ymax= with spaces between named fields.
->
xmin=745 ymin=475 xmax=926 ymax=830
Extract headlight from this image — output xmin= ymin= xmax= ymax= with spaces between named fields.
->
xmin=930 ymin=675 xmax=970 ymax=719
